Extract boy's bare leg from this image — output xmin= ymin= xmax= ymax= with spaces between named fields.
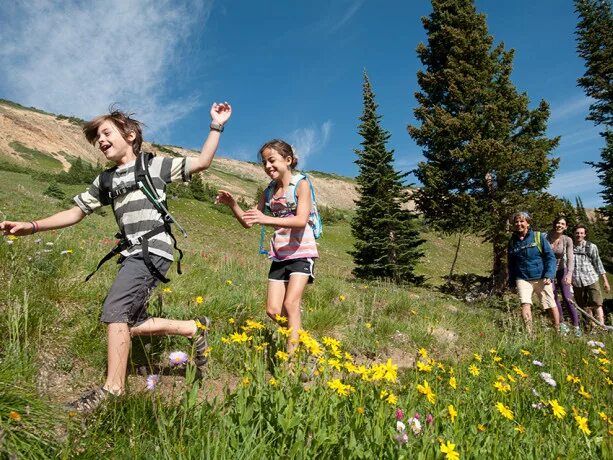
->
xmin=104 ymin=323 xmax=132 ymax=394
xmin=593 ymin=306 xmax=605 ymax=326
xmin=130 ymin=318 xmax=197 ymax=337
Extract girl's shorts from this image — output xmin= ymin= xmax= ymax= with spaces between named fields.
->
xmin=268 ymin=258 xmax=315 ymax=284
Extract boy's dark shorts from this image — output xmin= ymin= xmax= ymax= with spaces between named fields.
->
xmin=574 ymin=282 xmax=604 ymax=309
xmin=101 ymin=253 xmax=171 ymax=327
xmin=268 ymin=258 xmax=315 ymax=284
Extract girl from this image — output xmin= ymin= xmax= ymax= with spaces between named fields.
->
xmin=216 ymin=139 xmax=318 ymax=353
xmin=546 ymin=217 xmax=581 ymax=337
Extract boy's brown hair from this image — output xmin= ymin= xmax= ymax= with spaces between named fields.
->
xmin=83 ymin=110 xmax=144 ymax=154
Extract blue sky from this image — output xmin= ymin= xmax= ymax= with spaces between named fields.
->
xmin=0 ymin=0 xmax=606 ymax=207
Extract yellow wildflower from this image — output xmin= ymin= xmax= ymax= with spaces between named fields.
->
xmin=566 ymin=374 xmax=580 ymax=384
xmin=448 ymin=404 xmax=458 ymax=423
xmin=473 ymin=353 xmax=482 ymax=362
xmin=277 ymin=327 xmax=293 ymax=337
xmin=322 ymin=337 xmax=341 ymax=348
xmin=328 ymin=358 xmax=342 ymax=371
xmin=489 ymin=348 xmax=497 ymax=354
xmin=449 ymin=376 xmax=457 ymax=390
xmin=195 ymin=319 xmax=209 ymax=331
xmin=365 ymin=322 xmax=372 ymax=329
xmin=6 ymin=235 xmax=17 ymax=241
xmin=327 ymin=379 xmax=354 ymax=396
xmin=338 ymin=295 xmax=346 ymax=302
xmin=275 ymin=351 xmax=289 ymax=361
xmin=606 ymin=377 xmax=613 ymax=386
xmin=599 ymin=357 xmax=610 ymax=365
xmin=495 ymin=402 xmax=514 ymax=420
xmin=575 ymin=415 xmax=591 ymax=435
xmin=506 ymin=374 xmax=516 ymax=383
xmin=512 ymin=366 xmax=528 ymax=378
xmin=439 ymin=440 xmax=460 ymax=460
xmin=242 ymin=377 xmax=250 ymax=386
xmin=419 ymin=348 xmax=429 ymax=358
xmin=493 ymin=356 xmax=502 ymax=363
xmin=269 ymin=377 xmax=278 ymax=386
xmin=356 ymin=407 xmax=364 ymax=415
xmin=242 ymin=319 xmax=265 ymax=331
xmin=549 ymin=400 xmax=566 ymax=419
xmin=9 ymin=411 xmax=21 ymax=421
xmin=225 ymin=279 xmax=233 ymax=285
xmin=417 ymin=361 xmax=433 ymax=372
xmin=514 ymin=425 xmax=526 ymax=434
xmin=417 ymin=380 xmax=436 ymax=404
xmin=162 ymin=287 xmax=172 ymax=293
xmin=221 ymin=336 xmax=230 ymax=344
xmin=228 ymin=318 xmax=235 ymax=324
xmin=477 ymin=424 xmax=486 ymax=432
xmin=469 ymin=364 xmax=480 ymax=376
xmin=386 ymin=393 xmax=398 ymax=406
xmin=195 ymin=296 xmax=204 ymax=304
xmin=230 ymin=332 xmax=251 ymax=343
xmin=494 ymin=381 xmax=511 ymax=393
xmin=437 ymin=362 xmax=446 ymax=371
xmin=520 ymin=349 xmax=531 ymax=356
xmin=578 ymin=385 xmax=592 ymax=399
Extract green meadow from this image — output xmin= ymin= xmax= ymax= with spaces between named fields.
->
xmin=0 ymin=168 xmax=611 ymax=459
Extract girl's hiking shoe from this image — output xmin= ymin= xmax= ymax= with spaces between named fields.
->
xmin=67 ymin=387 xmax=112 ymax=413
xmin=574 ymin=326 xmax=583 ymax=338
xmin=559 ymin=323 xmax=570 ymax=336
xmin=193 ymin=316 xmax=211 ymax=367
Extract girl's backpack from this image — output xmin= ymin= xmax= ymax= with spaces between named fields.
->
xmin=259 ymin=173 xmax=322 ymax=254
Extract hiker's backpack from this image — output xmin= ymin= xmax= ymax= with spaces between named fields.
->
xmin=259 ymin=173 xmax=322 ymax=254
xmin=85 ymin=152 xmax=186 ymax=283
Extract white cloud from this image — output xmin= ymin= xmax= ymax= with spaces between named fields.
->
xmin=548 ymin=168 xmax=600 ymax=201
xmin=0 ymin=0 xmax=211 ymax=134
xmin=549 ymin=96 xmax=593 ymax=123
xmin=329 ymin=1 xmax=365 ymax=33
xmin=287 ymin=121 xmax=333 ymax=169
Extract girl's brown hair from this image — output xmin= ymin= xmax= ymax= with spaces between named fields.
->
xmin=83 ymin=109 xmax=144 ymax=154
xmin=258 ymin=139 xmax=298 ymax=169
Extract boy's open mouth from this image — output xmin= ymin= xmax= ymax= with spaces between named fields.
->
xmin=100 ymin=144 xmax=111 ymax=152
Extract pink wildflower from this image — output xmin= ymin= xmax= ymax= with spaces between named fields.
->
xmin=413 ymin=411 xmax=421 ymax=420
xmin=426 ymin=413 xmax=434 ymax=425
xmin=396 ymin=408 xmax=405 ymax=420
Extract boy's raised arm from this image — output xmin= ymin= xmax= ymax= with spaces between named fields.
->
xmin=189 ymin=102 xmax=232 ymax=174
xmin=1 ymin=206 xmax=86 ymax=236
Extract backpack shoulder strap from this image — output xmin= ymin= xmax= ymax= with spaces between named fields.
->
xmin=98 ymin=166 xmax=118 ymax=206
xmin=263 ymin=180 xmax=276 ymax=212
xmin=287 ymin=173 xmax=306 ymax=205
xmin=535 ymin=231 xmax=543 ymax=254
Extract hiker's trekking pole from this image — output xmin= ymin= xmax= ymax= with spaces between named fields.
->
xmin=573 ymin=302 xmax=613 ymax=332
xmin=138 ymin=183 xmax=188 ymax=238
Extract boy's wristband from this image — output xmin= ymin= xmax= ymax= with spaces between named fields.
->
xmin=210 ymin=122 xmax=224 ymax=132
xmin=30 ymin=221 xmax=38 ymax=234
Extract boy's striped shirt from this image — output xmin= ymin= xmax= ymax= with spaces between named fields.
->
xmin=74 ymin=156 xmax=192 ymax=261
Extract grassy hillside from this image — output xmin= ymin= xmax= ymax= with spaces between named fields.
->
xmin=0 ymin=168 xmax=611 ymax=459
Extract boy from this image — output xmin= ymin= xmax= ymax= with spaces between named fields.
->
xmin=0 ymin=102 xmax=232 ymax=411
xmin=572 ymin=224 xmax=610 ymax=329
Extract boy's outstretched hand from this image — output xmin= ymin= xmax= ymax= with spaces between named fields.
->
xmin=0 ymin=221 xmax=33 ymax=236
xmin=211 ymin=102 xmax=232 ymax=126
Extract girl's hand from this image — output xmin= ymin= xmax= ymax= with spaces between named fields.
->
xmin=243 ymin=208 xmax=267 ymax=225
xmin=210 ymin=102 xmax=232 ymax=126
xmin=564 ymin=275 xmax=572 ymax=285
xmin=215 ymin=190 xmax=236 ymax=207
xmin=0 ymin=220 xmax=34 ymax=236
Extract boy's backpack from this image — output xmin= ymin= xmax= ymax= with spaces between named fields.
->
xmin=85 ymin=152 xmax=186 ymax=283
xmin=258 ymin=173 xmax=322 ymax=255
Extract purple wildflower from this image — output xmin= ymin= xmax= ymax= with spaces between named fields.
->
xmin=426 ymin=413 xmax=434 ymax=425
xmin=146 ymin=374 xmax=159 ymax=390
xmin=169 ymin=351 xmax=188 ymax=366
xmin=395 ymin=432 xmax=409 ymax=445
xmin=395 ymin=408 xmax=405 ymax=420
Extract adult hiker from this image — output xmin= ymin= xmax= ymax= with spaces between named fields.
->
xmin=507 ymin=211 xmax=559 ymax=334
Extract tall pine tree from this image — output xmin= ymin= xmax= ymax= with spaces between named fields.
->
xmin=575 ymin=0 xmax=613 ymax=259
xmin=408 ymin=0 xmax=559 ymax=292
xmin=351 ymin=72 xmax=424 ymax=284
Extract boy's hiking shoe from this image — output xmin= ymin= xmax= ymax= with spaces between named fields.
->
xmin=193 ymin=316 xmax=211 ymax=367
xmin=67 ymin=387 xmax=111 ymax=413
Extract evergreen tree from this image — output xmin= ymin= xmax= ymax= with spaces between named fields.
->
xmin=575 ymin=196 xmax=590 ymax=226
xmin=190 ymin=172 xmax=207 ymax=202
xmin=351 ymin=72 xmax=424 ymax=284
xmin=408 ymin=0 xmax=559 ymax=292
xmin=43 ymin=181 xmax=66 ymax=200
xmin=575 ymin=0 xmax=613 ymax=258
